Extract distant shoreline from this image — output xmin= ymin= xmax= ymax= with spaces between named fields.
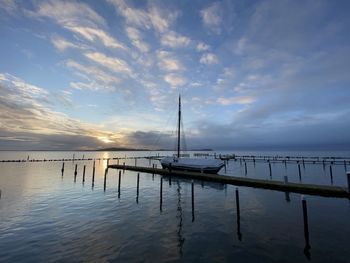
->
xmin=0 ymin=148 xmax=214 ymax=152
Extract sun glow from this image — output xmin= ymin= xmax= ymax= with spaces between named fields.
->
xmin=98 ymin=136 xmax=113 ymax=143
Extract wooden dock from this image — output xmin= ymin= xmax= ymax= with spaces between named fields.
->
xmin=108 ymin=164 xmax=350 ymax=198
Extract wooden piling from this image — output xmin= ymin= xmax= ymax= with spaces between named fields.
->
xmin=284 ymin=176 xmax=290 ymax=202
xmin=346 ymin=171 xmax=350 ymax=193
xmin=268 ymin=162 xmax=272 ymax=177
xmin=298 ymin=164 xmax=302 ymax=181
xmin=160 ymin=177 xmax=163 ymax=210
xmin=104 ymin=168 xmax=107 ymax=191
xmin=118 ymin=171 xmax=121 ymax=198
xmin=302 ymin=196 xmax=311 ymax=259
xmin=136 ymin=173 xmax=140 ymax=203
xmin=191 ymin=180 xmax=195 ymax=222
xmin=61 ymin=162 xmax=65 ymax=176
xmin=82 ymin=165 xmax=86 ymax=183
xmin=344 ymin=160 xmax=347 ymax=171
xmin=74 ymin=164 xmax=77 ymax=182
xmin=330 ymin=165 xmax=333 ymax=184
xmin=92 ymin=160 xmax=96 ymax=186
xmin=244 ymin=162 xmax=247 ymax=175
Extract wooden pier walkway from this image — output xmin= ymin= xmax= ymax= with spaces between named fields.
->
xmin=108 ymin=164 xmax=350 ymax=198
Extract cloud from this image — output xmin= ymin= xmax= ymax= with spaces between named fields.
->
xmin=84 ymin=52 xmax=132 ymax=75
xmin=160 ymin=31 xmax=191 ymax=48
xmin=217 ymin=96 xmax=256 ymax=106
xmin=66 ymin=60 xmax=120 ymax=86
xmin=0 ymin=73 xmax=125 ymax=150
xmin=125 ymin=26 xmax=150 ymax=52
xmin=0 ymin=0 xmax=18 ymax=15
xmin=200 ymin=2 xmax=223 ymax=34
xmin=109 ymin=0 xmax=178 ymax=33
xmin=34 ymin=1 xmax=125 ymax=50
xmin=157 ymin=51 xmax=184 ymax=71
xmin=196 ymin=42 xmax=210 ymax=52
xmin=200 ymin=53 xmax=218 ymax=64
xmin=35 ymin=0 xmax=105 ymax=28
xmin=67 ymin=26 xmax=125 ymax=49
xmin=51 ymin=35 xmax=82 ymax=51
xmin=164 ymin=73 xmax=187 ymax=87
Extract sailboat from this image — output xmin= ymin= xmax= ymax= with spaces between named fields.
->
xmin=160 ymin=95 xmax=225 ymax=174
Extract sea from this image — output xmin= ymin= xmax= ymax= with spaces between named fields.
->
xmin=0 ymin=150 xmax=349 ymax=262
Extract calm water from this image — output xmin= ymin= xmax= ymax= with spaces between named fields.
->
xmin=0 ymin=150 xmax=349 ymax=262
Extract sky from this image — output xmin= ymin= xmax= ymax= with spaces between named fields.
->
xmin=0 ymin=0 xmax=349 ymax=151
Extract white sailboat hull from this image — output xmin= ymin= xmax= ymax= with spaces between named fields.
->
xmin=160 ymin=157 xmax=224 ymax=174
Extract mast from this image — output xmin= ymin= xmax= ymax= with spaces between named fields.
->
xmin=177 ymin=94 xmax=181 ymax=158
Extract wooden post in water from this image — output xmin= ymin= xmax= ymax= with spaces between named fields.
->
xmin=284 ymin=176 xmax=290 ymax=202
xmin=92 ymin=161 xmax=96 ymax=186
xmin=123 ymin=162 xmax=125 ymax=173
xmin=235 ymin=188 xmax=242 ymax=241
xmin=344 ymin=160 xmax=347 ymax=171
xmin=302 ymin=196 xmax=311 ymax=260
xmin=118 ymin=170 xmax=121 ymax=198
xmin=347 ymin=171 xmax=350 ymax=193
xmin=268 ymin=162 xmax=272 ymax=178
xmin=244 ymin=162 xmax=247 ymax=175
xmin=104 ymin=168 xmax=107 ymax=191
xmin=74 ymin=164 xmax=77 ymax=182
xmin=329 ymin=165 xmax=333 ymax=184
xmin=298 ymin=164 xmax=302 ymax=181
xmin=136 ymin=173 xmax=140 ymax=203
xmin=61 ymin=162 xmax=65 ymax=176
xmin=191 ymin=180 xmax=195 ymax=222
xmin=160 ymin=177 xmax=163 ymax=211
xmin=82 ymin=165 xmax=86 ymax=183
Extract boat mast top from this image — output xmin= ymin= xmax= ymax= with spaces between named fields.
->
xmin=177 ymin=94 xmax=181 ymax=158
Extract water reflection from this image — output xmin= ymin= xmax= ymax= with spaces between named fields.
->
xmin=176 ymin=181 xmax=185 ymax=256
xmin=235 ymin=188 xmax=242 ymax=241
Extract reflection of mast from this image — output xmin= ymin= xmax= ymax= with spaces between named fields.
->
xmin=176 ymin=181 xmax=185 ymax=256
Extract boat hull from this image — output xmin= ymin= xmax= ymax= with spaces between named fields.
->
xmin=160 ymin=157 xmax=224 ymax=174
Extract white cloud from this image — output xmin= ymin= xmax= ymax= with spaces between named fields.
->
xmin=160 ymin=31 xmax=191 ymax=48
xmin=234 ymin=37 xmax=248 ymax=55
xmin=0 ymin=0 xmax=18 ymax=15
xmin=109 ymin=0 xmax=178 ymax=33
xmin=164 ymin=73 xmax=187 ymax=87
xmin=35 ymin=0 xmax=105 ymax=28
xmin=126 ymin=27 xmax=150 ymax=52
xmin=157 ymin=51 xmax=184 ymax=71
xmin=217 ymin=96 xmax=256 ymax=106
xmin=84 ymin=52 xmax=132 ymax=75
xmin=196 ymin=42 xmax=210 ymax=52
xmin=148 ymin=5 xmax=178 ymax=33
xmin=51 ymin=35 xmax=82 ymax=51
xmin=108 ymin=0 xmax=151 ymax=29
xmin=200 ymin=2 xmax=223 ymax=33
xmin=68 ymin=26 xmax=125 ymax=49
xmin=66 ymin=60 xmax=120 ymax=86
xmin=200 ymin=53 xmax=219 ymax=65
